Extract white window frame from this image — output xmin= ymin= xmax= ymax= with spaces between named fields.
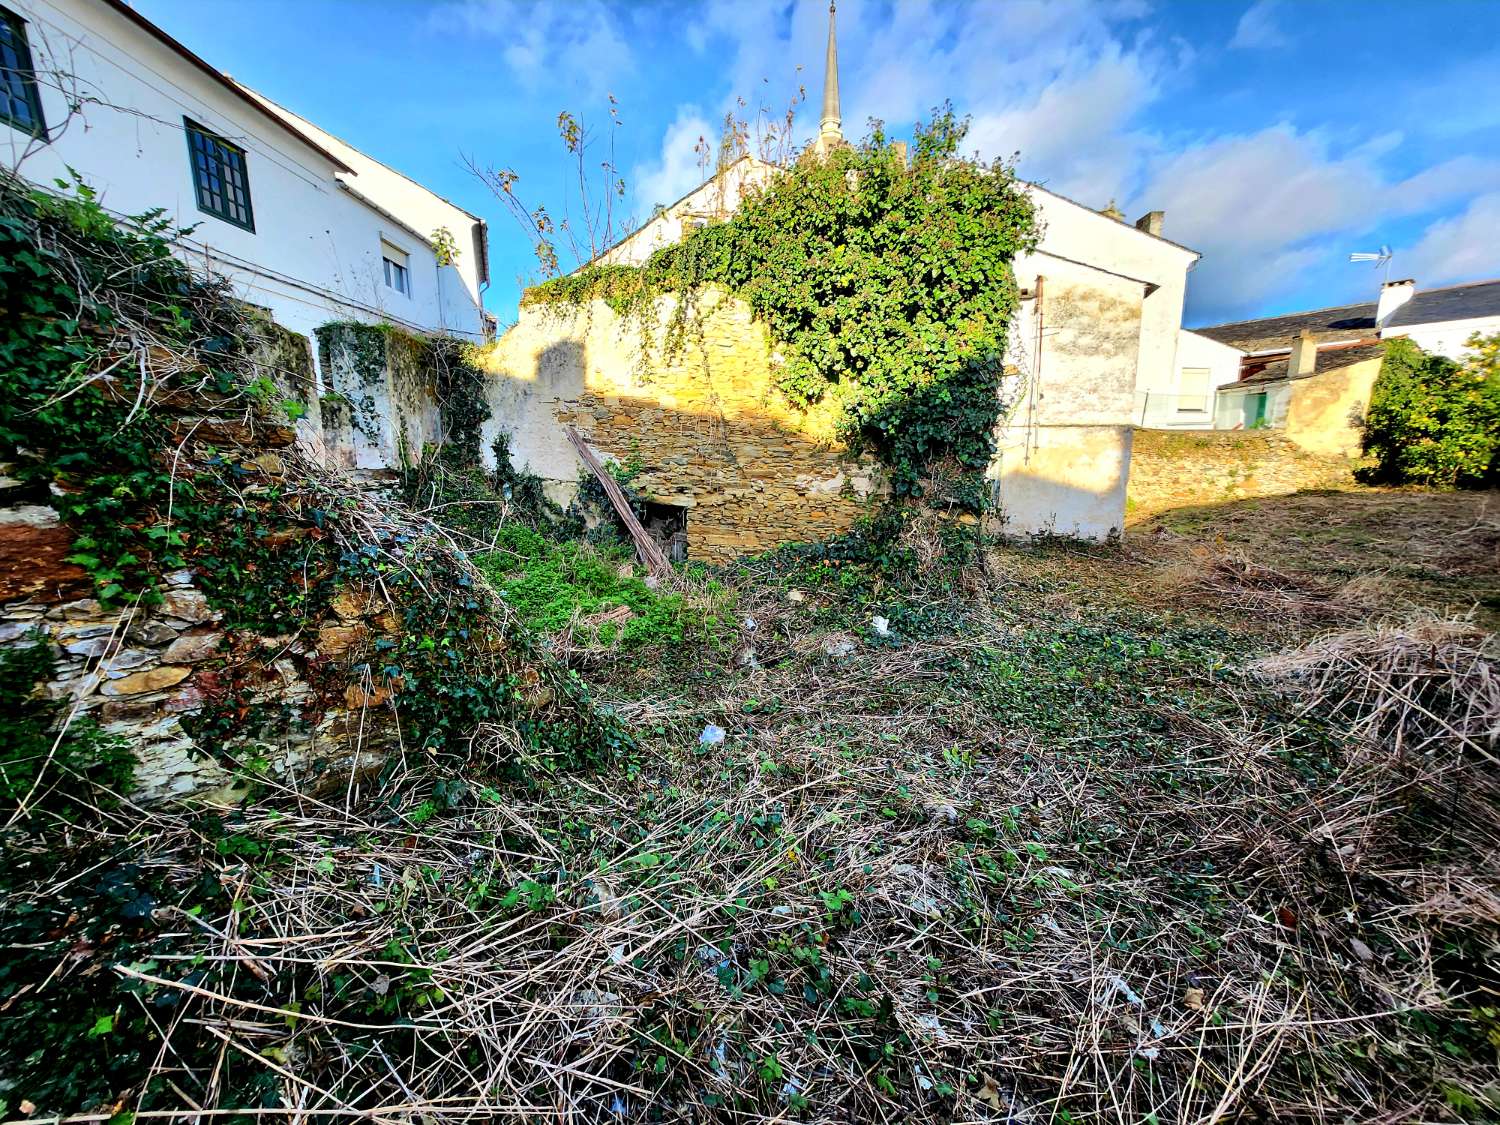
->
xmin=381 ymin=239 xmax=411 ymax=297
xmin=1177 ymin=367 xmax=1212 ymax=413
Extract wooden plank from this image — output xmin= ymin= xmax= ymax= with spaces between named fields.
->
xmin=565 ymin=426 xmax=671 ymax=577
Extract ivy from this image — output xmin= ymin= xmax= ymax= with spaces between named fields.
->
xmin=524 ymin=107 xmax=1038 ymax=502
xmin=0 ymin=173 xmax=242 ymax=604
xmin=0 ymin=635 xmax=134 ymax=822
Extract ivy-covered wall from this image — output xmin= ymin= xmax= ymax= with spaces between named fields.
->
xmin=0 ymin=174 xmax=618 ymax=805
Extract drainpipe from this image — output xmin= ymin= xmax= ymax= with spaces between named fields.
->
xmin=1026 ymin=275 xmax=1045 ymax=463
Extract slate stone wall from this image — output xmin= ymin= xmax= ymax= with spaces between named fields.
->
xmin=485 ymin=292 xmax=888 ymax=560
xmin=1127 ymin=428 xmax=1358 ymax=520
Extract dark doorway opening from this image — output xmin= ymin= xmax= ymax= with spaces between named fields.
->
xmin=642 ymin=500 xmax=689 ymax=563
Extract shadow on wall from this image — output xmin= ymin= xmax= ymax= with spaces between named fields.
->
xmin=989 ymin=433 xmax=1129 ymax=542
xmin=482 ymin=335 xmax=888 ymax=561
xmin=484 ymin=334 xmax=1139 ymax=552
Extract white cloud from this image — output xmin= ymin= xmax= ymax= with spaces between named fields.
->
xmin=1402 ymin=193 xmax=1500 ymax=286
xmin=631 ymin=0 xmax=1496 ymax=320
xmin=967 ymin=46 xmax=1161 ymax=203
xmin=633 ymin=106 xmax=715 ymax=213
xmin=428 ymin=0 xmax=632 ymax=95
xmin=1230 ymin=0 xmax=1289 ymax=50
xmin=1129 ymin=126 xmax=1500 ymax=315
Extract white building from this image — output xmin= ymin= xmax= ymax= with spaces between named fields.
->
xmin=1375 ymin=278 xmax=1500 ymax=356
xmin=1139 ymin=329 xmax=1244 ymax=428
xmin=993 ymin=194 xmax=1198 ymax=537
xmin=1 ymin=0 xmax=490 ymax=351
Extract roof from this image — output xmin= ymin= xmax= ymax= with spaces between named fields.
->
xmin=1194 ymin=300 xmax=1377 ymax=352
xmin=98 ymin=0 xmax=355 ymax=175
xmin=1237 ymin=340 xmax=1387 ymax=386
xmin=1026 ymin=182 xmax=1202 ymax=259
xmin=1386 ymin=278 xmax=1500 ymax=328
xmin=236 ymin=84 xmax=485 ymax=225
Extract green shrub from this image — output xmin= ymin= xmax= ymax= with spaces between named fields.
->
xmin=1360 ymin=335 xmax=1500 ymax=488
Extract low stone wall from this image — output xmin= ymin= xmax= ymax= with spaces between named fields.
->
xmin=1126 ymin=428 xmax=1358 ymax=521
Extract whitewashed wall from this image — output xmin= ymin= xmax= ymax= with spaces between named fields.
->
xmin=1138 ymin=329 xmax=1244 ymax=428
xmin=2 ymin=0 xmax=482 ymax=353
xmin=1026 ymin=186 xmax=1199 ymax=399
xmin=1383 ymin=317 xmax=1500 ymax=359
xmin=244 ymin=91 xmax=488 ymax=340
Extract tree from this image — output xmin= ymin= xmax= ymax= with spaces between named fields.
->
xmin=1359 ymin=334 xmax=1500 ymax=488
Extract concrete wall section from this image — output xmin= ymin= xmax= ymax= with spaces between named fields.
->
xmin=991 ymin=425 xmax=1131 ymax=541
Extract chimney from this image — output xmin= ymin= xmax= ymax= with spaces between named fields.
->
xmin=1288 ymin=330 xmax=1318 ymax=378
xmin=1376 ymin=278 xmax=1416 ymax=325
xmin=1134 ymin=210 xmax=1164 ymax=237
xmin=891 ymin=140 xmax=908 ymax=168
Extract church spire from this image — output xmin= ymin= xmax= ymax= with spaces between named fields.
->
xmin=814 ymin=1 xmax=843 ymax=156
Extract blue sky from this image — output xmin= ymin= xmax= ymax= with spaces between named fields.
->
xmin=136 ymin=0 xmax=1500 ymax=328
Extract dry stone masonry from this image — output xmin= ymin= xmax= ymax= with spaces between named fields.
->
xmin=484 ymin=291 xmax=888 ymax=560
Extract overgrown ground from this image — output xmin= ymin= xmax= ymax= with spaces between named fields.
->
xmin=6 ymin=489 xmax=1498 ymax=1123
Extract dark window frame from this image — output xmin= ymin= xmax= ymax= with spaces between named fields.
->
xmin=183 ymin=117 xmax=255 ymax=232
xmin=0 ymin=4 xmax=47 ymax=139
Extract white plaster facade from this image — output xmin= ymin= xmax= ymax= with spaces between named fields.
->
xmin=1383 ymin=317 xmax=1500 ymax=358
xmin=1143 ymin=329 xmax=1245 ymax=428
xmin=601 ymin=155 xmax=777 ymax=267
xmin=989 ymin=188 xmax=1199 ymax=539
xmin=1 ymin=0 xmax=488 ymax=352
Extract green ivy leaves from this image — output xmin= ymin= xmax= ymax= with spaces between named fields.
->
xmin=525 ymin=107 xmax=1037 ymax=506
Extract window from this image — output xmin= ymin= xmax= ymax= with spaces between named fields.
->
xmin=185 ymin=118 xmax=253 ymax=230
xmin=1178 ymin=366 xmax=1211 ymax=412
xmin=0 ymin=5 xmax=46 ymax=138
xmin=382 ymin=240 xmax=410 ymax=296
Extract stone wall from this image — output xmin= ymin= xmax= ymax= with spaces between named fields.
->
xmin=482 ymin=291 xmax=886 ymax=560
xmin=0 ymin=407 xmax=370 ymax=803
xmin=1127 ymin=428 xmax=1358 ymax=521
xmin=1 ymin=342 xmax=574 ymax=804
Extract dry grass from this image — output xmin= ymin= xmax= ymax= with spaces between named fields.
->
xmin=7 ymin=491 xmax=1500 ymax=1123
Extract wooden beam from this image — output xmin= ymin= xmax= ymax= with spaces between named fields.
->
xmin=565 ymin=426 xmax=671 ymax=578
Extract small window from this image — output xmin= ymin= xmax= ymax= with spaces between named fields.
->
xmin=381 ymin=240 xmax=410 ymax=296
xmin=0 ymin=5 xmax=46 ymax=138
xmin=184 ymin=118 xmax=253 ymax=230
xmin=1178 ymin=367 xmax=1211 ymax=412
xmin=641 ymin=500 xmax=688 ymax=562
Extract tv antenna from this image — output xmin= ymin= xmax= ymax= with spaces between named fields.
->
xmin=1349 ymin=245 xmax=1393 ymax=282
